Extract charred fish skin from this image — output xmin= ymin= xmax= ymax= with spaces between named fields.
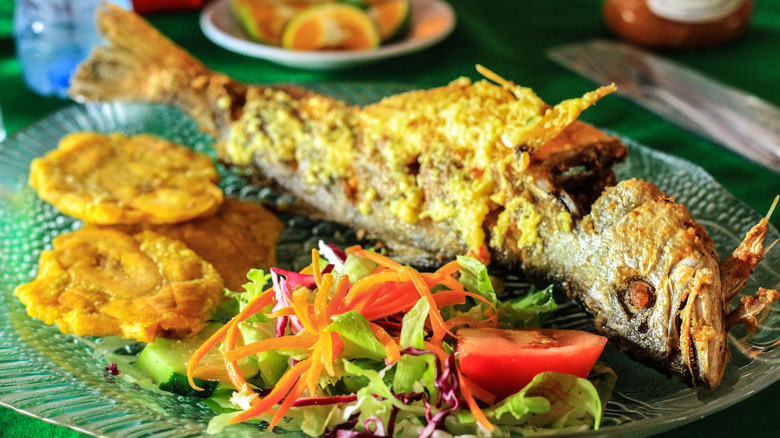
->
xmin=69 ymin=4 xmax=778 ymax=389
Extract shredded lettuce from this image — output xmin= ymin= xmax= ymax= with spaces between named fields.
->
xmin=454 ymin=371 xmax=609 ymax=435
xmin=495 ymin=285 xmax=557 ymax=328
xmin=211 ymin=269 xmax=272 ymax=324
xmin=456 ymin=255 xmax=498 ymax=304
xmin=326 ymin=310 xmax=386 ymax=361
xmin=392 ymin=298 xmax=434 ymax=394
xmin=341 ymin=253 xmax=379 ymax=285
xmin=238 ymin=321 xmax=289 ymax=388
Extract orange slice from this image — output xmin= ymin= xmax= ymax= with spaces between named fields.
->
xmin=282 ymin=3 xmax=381 ymax=51
xmin=230 ymin=0 xmax=312 ymax=45
xmin=370 ymin=0 xmax=410 ymax=42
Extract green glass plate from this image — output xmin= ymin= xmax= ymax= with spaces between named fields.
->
xmin=1 ymin=83 xmax=779 ymax=438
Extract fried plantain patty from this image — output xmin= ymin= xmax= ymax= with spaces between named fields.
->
xmin=91 ymin=198 xmax=285 ymax=291
xmin=29 ymin=132 xmax=223 ymax=224
xmin=14 ymin=228 xmax=224 ymax=342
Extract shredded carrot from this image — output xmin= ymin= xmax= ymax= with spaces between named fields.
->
xmin=319 ymin=330 xmax=335 ymax=377
xmin=404 ymin=266 xmax=453 ymax=343
xmin=223 ymin=334 xmax=318 ymax=362
xmin=369 ymin=322 xmax=400 ymax=364
xmin=444 ymin=315 xmax=487 ymax=331
xmin=230 ymin=358 xmax=312 ymax=424
xmin=431 ymin=290 xmax=469 ymax=307
xmin=237 ymin=288 xmax=276 ymax=319
xmin=306 ymin=346 xmax=324 ymax=396
xmin=326 ymin=275 xmax=351 ymax=316
xmin=223 ymin=322 xmax=253 ymax=392
xmin=186 ymin=321 xmax=232 ymax=391
xmin=435 ymin=260 xmax=462 ymax=277
xmin=361 ymin=295 xmax=419 ymax=321
xmin=187 ymin=288 xmax=275 ymax=390
xmin=314 ymin=273 xmax=333 ymax=321
xmin=346 ymin=271 xmax=401 ymax=302
xmin=269 ymin=378 xmax=308 ymax=430
xmin=458 ymin=369 xmax=495 ymax=432
xmin=459 ymin=372 xmax=496 ymax=405
xmin=268 ymin=307 xmax=297 ymax=318
xmin=423 ymin=341 xmax=450 ymax=362
xmin=291 ymin=287 xmax=316 ymax=333
xmin=349 ymin=282 xmax=405 ymax=315
xmin=350 ymin=248 xmax=405 ymax=270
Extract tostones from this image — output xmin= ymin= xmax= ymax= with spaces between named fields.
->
xmin=29 ymin=132 xmax=223 ymax=224
xmin=14 ymin=228 xmax=225 ymax=342
xmin=93 ymin=198 xmax=285 ymax=291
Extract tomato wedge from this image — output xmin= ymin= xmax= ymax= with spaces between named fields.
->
xmin=456 ymin=327 xmax=607 ymax=399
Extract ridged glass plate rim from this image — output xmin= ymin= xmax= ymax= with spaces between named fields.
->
xmin=0 ymin=82 xmax=778 ymax=438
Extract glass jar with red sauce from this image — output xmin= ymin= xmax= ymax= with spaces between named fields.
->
xmin=603 ymin=0 xmax=754 ymax=49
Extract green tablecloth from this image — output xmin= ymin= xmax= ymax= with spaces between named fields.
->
xmin=1 ymin=0 xmax=778 ymax=437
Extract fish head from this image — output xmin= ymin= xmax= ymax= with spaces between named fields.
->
xmin=581 ymin=179 xmax=727 ymax=387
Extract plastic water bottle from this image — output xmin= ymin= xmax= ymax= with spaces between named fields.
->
xmin=13 ymin=0 xmax=133 ymax=98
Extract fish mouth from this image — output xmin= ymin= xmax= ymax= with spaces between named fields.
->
xmin=669 ymin=256 xmax=727 ymax=388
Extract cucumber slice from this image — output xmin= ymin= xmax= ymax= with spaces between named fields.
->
xmin=137 ymin=322 xmax=259 ymax=398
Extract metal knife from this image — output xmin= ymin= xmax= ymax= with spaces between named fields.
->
xmin=547 ymin=39 xmax=780 ymax=173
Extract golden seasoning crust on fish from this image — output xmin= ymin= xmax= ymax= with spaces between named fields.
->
xmin=13 ymin=229 xmax=224 ymax=343
xmin=91 ymin=198 xmax=285 ymax=291
xmin=219 ymin=75 xmax=618 ymax=260
xmin=29 ymin=132 xmax=223 ymax=225
xmin=356 ymin=78 xmax=542 ymax=253
xmin=226 ymin=87 xmax=358 ymax=185
xmin=68 ymin=4 xmax=780 ymax=389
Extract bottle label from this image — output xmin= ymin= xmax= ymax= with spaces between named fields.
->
xmin=647 ymin=0 xmax=744 ymax=23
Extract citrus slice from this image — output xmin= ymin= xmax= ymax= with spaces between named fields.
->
xmin=369 ymin=0 xmax=410 ymax=42
xmin=282 ymin=3 xmax=381 ymax=51
xmin=230 ymin=0 xmax=310 ymax=46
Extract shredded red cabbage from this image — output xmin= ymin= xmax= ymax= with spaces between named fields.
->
xmin=292 ymin=395 xmax=358 ymax=407
xmin=323 ymin=414 xmax=359 ymax=438
xmin=271 ymin=266 xmax=335 ymax=336
xmin=400 ymin=347 xmax=462 ymax=438
xmin=271 ymin=265 xmax=334 ymax=290
xmin=363 ymin=416 xmax=385 ymax=436
xmin=326 ymin=244 xmax=347 ymax=262
xmin=103 ymin=362 xmax=120 ymax=383
xmin=271 ymin=271 xmax=303 ymax=336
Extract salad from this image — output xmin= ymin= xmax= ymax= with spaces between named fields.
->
xmin=124 ymin=243 xmax=615 ymax=437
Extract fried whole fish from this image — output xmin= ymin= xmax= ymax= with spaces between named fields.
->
xmin=69 ymin=5 xmax=778 ymax=388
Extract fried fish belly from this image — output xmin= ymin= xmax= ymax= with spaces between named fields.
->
xmin=90 ymin=198 xmax=285 ymax=291
xmin=69 ymin=5 xmax=779 ymax=388
xmin=29 ymin=132 xmax=223 ymax=224
xmin=14 ymin=229 xmax=224 ymax=343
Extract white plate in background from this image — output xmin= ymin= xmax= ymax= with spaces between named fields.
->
xmin=199 ymin=0 xmax=456 ymax=71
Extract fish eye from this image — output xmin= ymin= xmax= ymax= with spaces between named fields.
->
xmin=619 ymin=277 xmax=657 ymax=318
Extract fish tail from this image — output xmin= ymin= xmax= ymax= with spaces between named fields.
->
xmin=69 ymin=3 xmax=243 ymax=137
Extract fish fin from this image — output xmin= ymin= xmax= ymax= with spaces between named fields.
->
xmin=476 ymin=64 xmax=617 ymax=162
xmin=503 ymin=84 xmax=617 ymax=157
xmin=725 ymin=288 xmax=780 ymax=333
xmin=719 ymin=197 xmax=778 ymax=304
xmin=69 ymin=3 xmax=240 ymax=137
